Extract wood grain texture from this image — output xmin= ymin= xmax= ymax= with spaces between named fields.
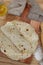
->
xmin=41 ymin=22 xmax=43 ymax=48
xmin=0 ymin=52 xmax=39 ymax=65
xmin=0 ymin=55 xmax=39 ymax=65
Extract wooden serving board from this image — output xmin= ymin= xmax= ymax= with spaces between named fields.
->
xmin=0 ymin=52 xmax=39 ymax=65
xmin=0 ymin=4 xmax=40 ymax=65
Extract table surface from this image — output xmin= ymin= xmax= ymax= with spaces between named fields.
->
xmin=0 ymin=0 xmax=43 ymax=65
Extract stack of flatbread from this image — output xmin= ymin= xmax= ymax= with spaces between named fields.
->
xmin=0 ymin=20 xmax=39 ymax=61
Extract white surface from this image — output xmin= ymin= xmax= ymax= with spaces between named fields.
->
xmin=40 ymin=61 xmax=43 ymax=65
xmin=34 ymin=45 xmax=43 ymax=61
xmin=34 ymin=45 xmax=43 ymax=65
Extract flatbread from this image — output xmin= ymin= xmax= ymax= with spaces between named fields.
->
xmin=0 ymin=22 xmax=32 ymax=60
xmin=1 ymin=20 xmax=39 ymax=60
xmin=12 ymin=20 xmax=39 ymax=51
xmin=0 ymin=29 xmax=22 ymax=60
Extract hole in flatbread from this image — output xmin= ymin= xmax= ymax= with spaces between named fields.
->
xmin=26 ymin=29 xmax=29 ymax=31
xmin=4 ymin=50 xmax=6 ymax=52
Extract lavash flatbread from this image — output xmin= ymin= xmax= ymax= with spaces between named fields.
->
xmin=0 ymin=29 xmax=22 ymax=60
xmin=0 ymin=20 xmax=39 ymax=60
xmin=0 ymin=22 xmax=32 ymax=60
xmin=12 ymin=20 xmax=39 ymax=52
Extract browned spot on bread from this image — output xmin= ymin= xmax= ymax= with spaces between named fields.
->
xmin=20 ymin=34 xmax=23 ymax=36
xmin=26 ymin=29 xmax=29 ymax=31
xmin=4 ymin=50 xmax=6 ymax=52
xmin=21 ymin=45 xmax=23 ymax=47
xmin=24 ymin=48 xmax=26 ymax=50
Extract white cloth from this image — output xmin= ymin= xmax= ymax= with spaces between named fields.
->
xmin=34 ymin=45 xmax=43 ymax=65
xmin=8 ymin=0 xmax=27 ymax=16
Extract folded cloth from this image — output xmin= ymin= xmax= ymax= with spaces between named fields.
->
xmin=34 ymin=45 xmax=43 ymax=65
xmin=8 ymin=0 xmax=27 ymax=16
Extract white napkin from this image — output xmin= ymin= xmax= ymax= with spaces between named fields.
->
xmin=8 ymin=0 xmax=27 ymax=16
xmin=34 ymin=45 xmax=43 ymax=65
